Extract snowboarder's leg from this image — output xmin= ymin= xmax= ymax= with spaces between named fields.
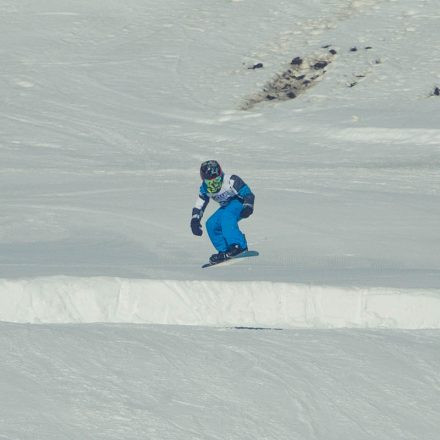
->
xmin=220 ymin=200 xmax=248 ymax=250
xmin=206 ymin=208 xmax=227 ymax=252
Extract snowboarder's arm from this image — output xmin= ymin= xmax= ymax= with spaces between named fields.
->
xmin=190 ymin=185 xmax=209 ymax=236
xmin=192 ymin=185 xmax=210 ymax=221
xmin=231 ymin=175 xmax=255 ymax=217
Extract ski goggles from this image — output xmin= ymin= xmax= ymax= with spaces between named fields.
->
xmin=205 ymin=175 xmax=223 ymax=193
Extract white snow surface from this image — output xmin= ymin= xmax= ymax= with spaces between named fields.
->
xmin=1 ymin=0 xmax=440 ymax=438
xmin=1 ymin=0 xmax=439 ymax=288
xmin=1 ymin=277 xmax=440 ymax=329
xmin=1 ymin=323 xmax=440 ymax=440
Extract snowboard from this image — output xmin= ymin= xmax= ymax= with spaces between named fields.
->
xmin=202 ymin=250 xmax=259 ymax=268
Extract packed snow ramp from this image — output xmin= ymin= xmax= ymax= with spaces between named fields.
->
xmin=1 ymin=277 xmax=440 ymax=329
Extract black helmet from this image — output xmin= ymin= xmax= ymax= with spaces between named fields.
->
xmin=200 ymin=160 xmax=222 ymax=180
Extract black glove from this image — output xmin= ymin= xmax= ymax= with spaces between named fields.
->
xmin=191 ymin=217 xmax=203 ymax=236
xmin=240 ymin=204 xmax=253 ymax=219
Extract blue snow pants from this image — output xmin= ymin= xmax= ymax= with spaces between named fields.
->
xmin=206 ymin=199 xmax=247 ymax=252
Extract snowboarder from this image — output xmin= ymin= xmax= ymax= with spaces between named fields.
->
xmin=190 ymin=160 xmax=255 ymax=264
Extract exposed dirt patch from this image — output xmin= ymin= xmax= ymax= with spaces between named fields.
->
xmin=241 ymin=47 xmax=337 ymax=110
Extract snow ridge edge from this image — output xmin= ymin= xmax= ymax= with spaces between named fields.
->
xmin=1 ymin=277 xmax=439 ymax=328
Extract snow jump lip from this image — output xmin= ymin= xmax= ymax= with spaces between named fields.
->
xmin=1 ymin=276 xmax=440 ymax=329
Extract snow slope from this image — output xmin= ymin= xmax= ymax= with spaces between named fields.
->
xmin=1 ymin=0 xmax=440 ymax=438
xmin=2 ymin=323 xmax=440 ymax=440
xmin=1 ymin=0 xmax=439 ymax=286
xmin=1 ymin=0 xmax=439 ymax=323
